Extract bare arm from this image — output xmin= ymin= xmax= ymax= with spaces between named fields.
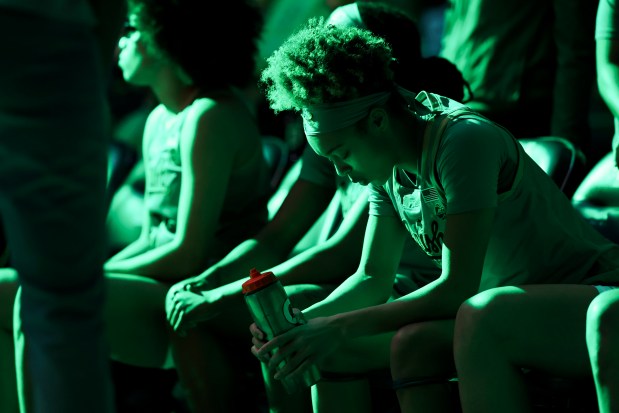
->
xmin=166 ymin=187 xmax=368 ymax=331
xmin=303 ymin=213 xmax=408 ymax=319
xmin=203 ymin=192 xmax=369 ymax=299
xmin=273 ymin=193 xmax=368 ymax=286
xmin=255 ymin=207 xmax=497 ymax=378
xmin=327 ymin=207 xmax=496 ymax=338
xmin=106 ymin=108 xmax=161 ymax=263
xmin=195 ymin=178 xmax=335 ymax=288
xmin=105 ymin=100 xmax=242 ymax=280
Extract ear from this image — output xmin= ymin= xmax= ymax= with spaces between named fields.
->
xmin=368 ymin=108 xmax=388 ymax=132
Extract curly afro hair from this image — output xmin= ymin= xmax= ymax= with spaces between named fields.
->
xmin=260 ymin=16 xmax=396 ymax=113
xmin=128 ymin=0 xmax=263 ymax=91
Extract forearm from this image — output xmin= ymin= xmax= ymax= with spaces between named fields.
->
xmin=272 ymin=240 xmax=360 ymax=287
xmin=303 ymin=272 xmax=393 ymax=319
xmin=198 ymin=239 xmax=362 ymax=307
xmin=204 ymin=238 xmax=288 ymax=287
xmin=201 ymin=245 xmax=367 ymax=322
xmin=197 ymin=278 xmax=248 ymax=314
xmin=107 ymin=236 xmax=151 ymax=263
xmin=104 ymin=241 xmax=207 ymax=281
xmin=321 ymin=210 xmax=491 ymax=339
xmin=274 ymin=197 xmax=367 ymax=286
xmin=329 ymin=279 xmax=467 ymax=339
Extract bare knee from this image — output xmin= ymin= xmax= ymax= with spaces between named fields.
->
xmin=454 ymin=288 xmax=523 ymax=369
xmin=587 ymin=291 xmax=619 ymax=370
xmin=455 ymin=288 xmax=520 ymax=342
xmin=390 ymin=321 xmax=454 ymax=379
xmin=455 ymin=300 xmax=485 ymax=346
xmin=587 ymin=291 xmax=619 ymax=334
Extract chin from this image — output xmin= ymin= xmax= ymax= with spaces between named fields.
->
xmin=121 ymin=72 xmax=147 ymax=87
xmin=369 ymin=173 xmax=391 ymax=186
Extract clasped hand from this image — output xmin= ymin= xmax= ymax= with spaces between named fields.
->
xmin=249 ymin=315 xmax=343 ymax=381
xmin=165 ymin=276 xmax=219 ymax=335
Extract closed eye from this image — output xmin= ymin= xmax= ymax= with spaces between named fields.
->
xmin=339 ymin=151 xmax=350 ymax=160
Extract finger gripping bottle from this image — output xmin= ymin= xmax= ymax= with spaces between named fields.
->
xmin=242 ymin=268 xmax=321 ymax=394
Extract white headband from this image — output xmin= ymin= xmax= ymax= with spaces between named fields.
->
xmin=302 ymin=91 xmax=392 ymax=136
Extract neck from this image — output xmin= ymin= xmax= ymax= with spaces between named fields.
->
xmin=151 ymin=67 xmax=200 ymax=113
xmin=393 ymin=109 xmax=426 ymax=176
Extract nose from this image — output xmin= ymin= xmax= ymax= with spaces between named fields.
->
xmin=332 ymin=159 xmax=351 ymax=177
xmin=118 ymin=36 xmax=128 ymax=49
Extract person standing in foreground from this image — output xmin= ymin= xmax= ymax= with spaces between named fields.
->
xmin=250 ymin=17 xmax=619 ymax=413
xmin=0 ymin=0 xmax=124 ymax=412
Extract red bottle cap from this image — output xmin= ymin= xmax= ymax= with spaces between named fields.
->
xmin=241 ymin=268 xmax=278 ymax=294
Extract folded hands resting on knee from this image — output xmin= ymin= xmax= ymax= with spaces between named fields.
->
xmin=165 ymin=285 xmax=220 ymax=335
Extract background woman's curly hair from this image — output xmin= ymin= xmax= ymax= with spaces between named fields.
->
xmin=358 ymin=2 xmax=472 ymax=102
xmin=128 ymin=0 xmax=263 ymax=91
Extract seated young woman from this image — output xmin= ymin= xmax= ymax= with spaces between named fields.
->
xmin=248 ymin=16 xmax=619 ymax=413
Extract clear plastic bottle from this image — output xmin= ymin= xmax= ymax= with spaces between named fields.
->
xmin=242 ymin=268 xmax=321 ymax=393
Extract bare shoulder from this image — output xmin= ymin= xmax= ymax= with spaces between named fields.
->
xmin=184 ymin=96 xmax=260 ymax=143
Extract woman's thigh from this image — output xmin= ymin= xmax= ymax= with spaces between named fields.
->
xmin=286 ymin=283 xmax=336 ymax=311
xmin=320 ymin=332 xmax=394 ymax=374
xmin=459 ymin=284 xmax=599 ymax=377
xmin=321 ymin=318 xmax=457 ymax=376
xmin=104 ymin=273 xmax=172 ymax=367
xmin=586 ymin=288 xmax=619 ymax=348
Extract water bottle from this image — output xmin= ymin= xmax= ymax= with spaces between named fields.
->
xmin=242 ymin=268 xmax=321 ymax=394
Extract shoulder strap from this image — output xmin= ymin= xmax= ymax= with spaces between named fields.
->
xmin=419 ymin=103 xmax=472 ymax=200
xmin=418 ymin=97 xmax=524 ymax=202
